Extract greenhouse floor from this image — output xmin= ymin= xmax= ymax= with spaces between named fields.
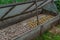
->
xmin=32 ymin=24 xmax=60 ymax=40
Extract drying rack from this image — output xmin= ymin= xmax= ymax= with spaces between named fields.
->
xmin=0 ymin=0 xmax=60 ymax=40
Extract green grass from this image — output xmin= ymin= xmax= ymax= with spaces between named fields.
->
xmin=34 ymin=31 xmax=60 ymax=40
xmin=57 ymin=25 xmax=60 ymax=27
xmin=54 ymin=0 xmax=60 ymax=12
xmin=34 ymin=25 xmax=60 ymax=40
xmin=33 ymin=35 xmax=40 ymax=40
xmin=42 ymin=31 xmax=60 ymax=40
xmin=0 ymin=0 xmax=27 ymax=4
